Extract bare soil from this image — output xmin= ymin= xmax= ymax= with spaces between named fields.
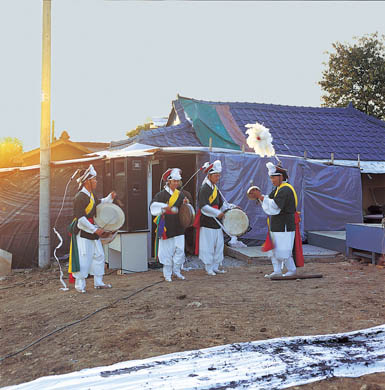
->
xmin=1 ymin=257 xmax=385 ymax=389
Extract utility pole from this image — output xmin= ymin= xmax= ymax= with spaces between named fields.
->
xmin=39 ymin=0 xmax=51 ymax=268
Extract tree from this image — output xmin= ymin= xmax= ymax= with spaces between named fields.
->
xmin=0 ymin=137 xmax=23 ymax=168
xmin=319 ymin=32 xmax=385 ymax=120
xmin=126 ymin=121 xmax=152 ymax=138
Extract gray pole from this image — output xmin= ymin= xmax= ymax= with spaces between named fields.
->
xmin=39 ymin=0 xmax=51 ymax=268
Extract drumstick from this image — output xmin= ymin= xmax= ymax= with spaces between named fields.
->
xmin=214 ymin=216 xmax=232 ymax=237
xmin=217 ymin=187 xmax=235 ymax=210
xmin=179 ymin=166 xmax=204 ymax=191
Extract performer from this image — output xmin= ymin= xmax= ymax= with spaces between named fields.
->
xmin=195 ymin=160 xmax=231 ymax=276
xmin=248 ymin=162 xmax=301 ymax=278
xmin=150 ymin=168 xmax=190 ymax=282
xmin=69 ymin=165 xmax=116 ymax=293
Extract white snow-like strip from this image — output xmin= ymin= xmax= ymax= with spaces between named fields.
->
xmin=309 ymin=159 xmax=385 ymax=174
xmin=2 ymin=325 xmax=385 ymax=390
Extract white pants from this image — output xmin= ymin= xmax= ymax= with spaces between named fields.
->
xmin=199 ymin=227 xmax=224 ymax=273
xmin=268 ymin=230 xmax=296 ymax=273
xmin=73 ymin=234 xmax=105 ymax=290
xmin=158 ymin=235 xmax=185 ymax=279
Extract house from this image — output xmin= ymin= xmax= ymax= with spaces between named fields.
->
xmin=106 ymin=93 xmax=370 ymax=257
xmin=115 ymin=96 xmax=385 ymax=218
xmin=19 ymin=130 xmax=110 ymax=166
xmin=3 ymin=95 xmax=383 ymax=269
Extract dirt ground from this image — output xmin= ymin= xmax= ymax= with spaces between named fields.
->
xmin=1 ymin=256 xmax=385 ymax=390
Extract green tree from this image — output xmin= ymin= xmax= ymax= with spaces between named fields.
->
xmin=0 ymin=137 xmax=23 ymax=168
xmin=319 ymin=32 xmax=385 ymax=120
xmin=126 ymin=122 xmax=152 ymax=138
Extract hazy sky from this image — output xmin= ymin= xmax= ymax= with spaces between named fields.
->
xmin=0 ymin=1 xmax=384 ymax=151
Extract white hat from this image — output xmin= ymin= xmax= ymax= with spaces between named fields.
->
xmin=94 ymin=203 xmax=125 ymax=232
xmin=247 ymin=185 xmax=261 ymax=194
xmin=266 ymin=162 xmax=288 ymax=179
xmin=246 ymin=185 xmax=261 ymax=200
xmin=77 ymin=164 xmax=97 ymax=189
xmin=203 ymin=160 xmax=222 ymax=174
xmin=162 ymin=168 xmax=182 ymax=181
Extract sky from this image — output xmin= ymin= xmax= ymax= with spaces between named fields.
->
xmin=0 ymin=0 xmax=384 ymax=152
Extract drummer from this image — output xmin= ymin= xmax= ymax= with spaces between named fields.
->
xmin=195 ymin=160 xmax=231 ymax=276
xmin=69 ymin=164 xmax=116 ymax=293
xmin=150 ymin=168 xmax=190 ymax=282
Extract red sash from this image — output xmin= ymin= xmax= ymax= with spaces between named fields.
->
xmin=294 ymin=212 xmax=304 ymax=267
xmin=261 ymin=213 xmax=304 ymax=267
xmin=193 ymin=205 xmax=219 ymax=255
xmin=269 ymin=184 xmax=304 ymax=267
xmin=261 ymin=227 xmax=274 ymax=252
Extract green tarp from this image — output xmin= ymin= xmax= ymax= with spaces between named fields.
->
xmin=179 ymin=98 xmax=240 ymax=150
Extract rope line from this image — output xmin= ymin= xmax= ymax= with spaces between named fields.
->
xmin=52 ymin=173 xmax=76 ymax=291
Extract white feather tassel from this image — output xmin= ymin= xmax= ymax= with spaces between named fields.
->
xmin=266 ymin=162 xmax=276 ymax=176
xmin=245 ymin=122 xmax=275 ymax=157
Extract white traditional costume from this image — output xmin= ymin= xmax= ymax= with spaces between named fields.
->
xmin=196 ymin=160 xmax=231 ymax=275
xmin=150 ymin=168 xmax=187 ymax=282
xmin=70 ymin=165 xmax=114 ymax=292
xmin=260 ymin=162 xmax=297 ymax=277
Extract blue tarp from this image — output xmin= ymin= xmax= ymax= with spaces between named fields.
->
xmin=195 ymin=152 xmax=362 ymax=241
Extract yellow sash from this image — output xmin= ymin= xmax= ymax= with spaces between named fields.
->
xmin=274 ymin=182 xmax=298 ymax=208
xmin=209 ymin=185 xmax=218 ymax=204
xmin=69 ymin=193 xmax=96 ymax=273
xmin=85 ymin=193 xmax=95 ymax=215
xmin=168 ymin=189 xmax=180 ymax=207
xmin=152 ymin=189 xmax=180 ymax=225
xmin=68 ymin=233 xmax=75 ymax=273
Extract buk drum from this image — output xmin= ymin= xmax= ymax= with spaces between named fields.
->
xmin=94 ymin=203 xmax=125 ymax=245
xmin=179 ymin=203 xmax=196 ymax=229
xmin=222 ymin=208 xmax=249 ymax=237
xmin=94 ymin=203 xmax=125 ymax=232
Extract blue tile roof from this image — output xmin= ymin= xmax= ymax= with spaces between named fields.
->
xmin=137 ymin=121 xmax=201 ymax=147
xmin=110 ymin=97 xmax=385 ymax=160
xmin=176 ymin=98 xmax=385 ymax=161
xmin=109 ymin=120 xmax=202 ymax=150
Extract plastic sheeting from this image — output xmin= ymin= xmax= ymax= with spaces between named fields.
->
xmin=196 ymin=152 xmax=363 ymax=241
xmin=0 ymin=163 xmax=104 ymax=269
xmin=5 ymin=324 xmax=385 ymax=389
xmin=0 ymin=169 xmax=40 ymax=268
xmin=303 ymin=162 xmax=363 ymax=231
xmin=179 ymin=98 xmax=241 ymax=150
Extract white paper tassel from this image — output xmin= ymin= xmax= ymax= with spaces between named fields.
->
xmin=245 ymin=122 xmax=275 ymax=157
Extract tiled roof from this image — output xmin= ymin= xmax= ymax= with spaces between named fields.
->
xmin=109 ymin=138 xmax=136 ymax=150
xmin=177 ymin=97 xmax=385 ymax=161
xmin=77 ymin=141 xmax=111 ymax=152
xmin=137 ymin=121 xmax=201 ymax=147
xmin=109 ymin=120 xmax=202 ymax=150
